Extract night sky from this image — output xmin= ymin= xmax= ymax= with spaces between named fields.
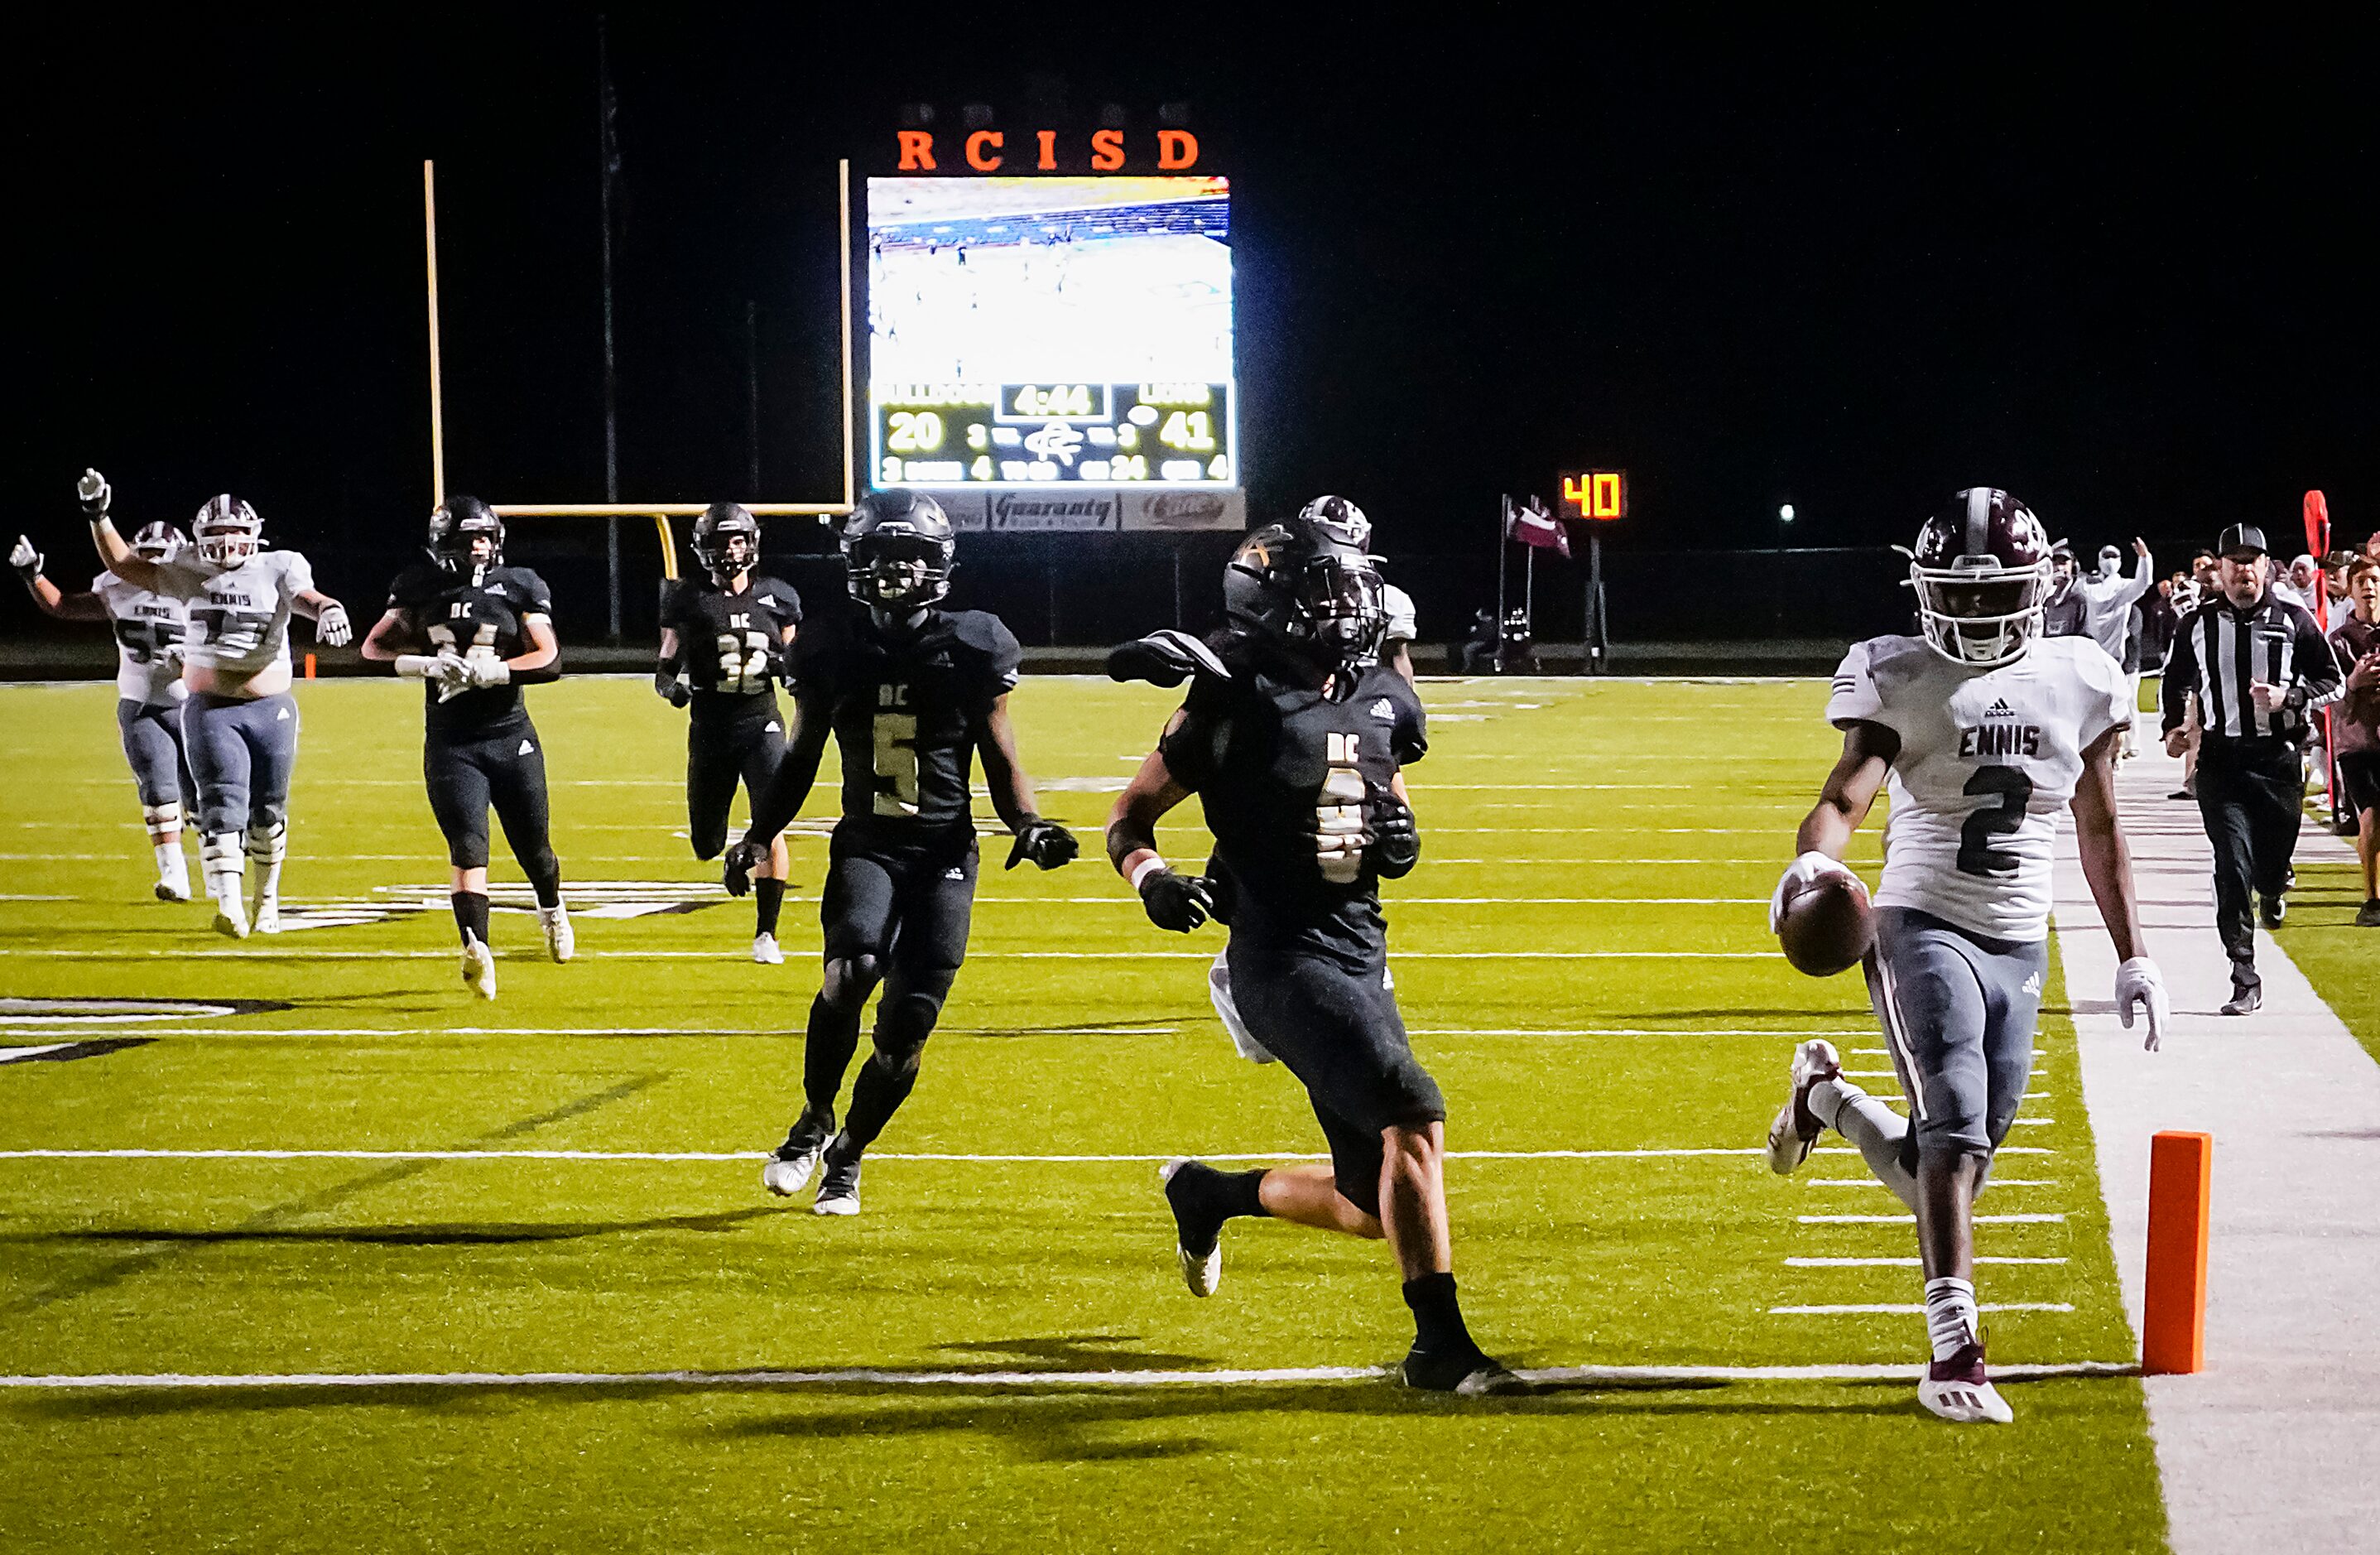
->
xmin=13 ymin=9 xmax=2374 ymax=639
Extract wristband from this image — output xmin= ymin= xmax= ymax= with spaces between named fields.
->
xmin=1129 ymin=855 xmax=1169 ymax=892
xmin=394 ymin=655 xmax=440 ymax=680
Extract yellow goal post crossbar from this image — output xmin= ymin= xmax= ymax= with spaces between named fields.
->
xmin=485 ymin=504 xmax=849 ymax=583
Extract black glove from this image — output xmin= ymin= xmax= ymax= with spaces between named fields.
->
xmin=1005 ymin=816 xmax=1079 ymax=871
xmin=722 ymin=836 xmax=767 ymax=897
xmin=1365 ymin=784 xmax=1421 ymax=879
xmin=1138 ymin=869 xmax=1214 ymax=932
xmin=653 ymin=667 xmax=690 ymax=707
xmin=1105 ymin=629 xmax=1228 ymax=688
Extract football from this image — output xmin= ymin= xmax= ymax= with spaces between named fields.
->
xmin=1777 ymin=869 xmax=1875 ymax=977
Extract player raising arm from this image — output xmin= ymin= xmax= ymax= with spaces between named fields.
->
xmin=79 ymin=470 xmax=349 ymax=936
xmin=724 ymin=493 xmax=1076 ymax=1215
xmin=656 ymin=503 xmax=803 ymax=963
xmin=1107 ymin=498 xmax=1521 ymax=1396
xmin=13 ymin=522 xmax=200 ymax=900
xmin=1766 ymin=488 xmax=2167 ymax=1425
xmin=359 ymin=498 xmax=571 ymax=999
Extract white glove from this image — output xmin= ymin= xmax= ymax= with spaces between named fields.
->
xmin=464 ymin=655 xmax=512 ymax=690
xmin=9 ymin=535 xmax=40 ymax=576
xmin=1770 ymin=850 xmax=1855 ymax=934
xmin=393 ymin=654 xmax=442 ymax=681
xmin=313 ymin=601 xmax=352 ymax=647
xmin=430 ymin=650 xmax=474 ymax=701
xmin=2115 ymin=956 xmax=2169 ymax=1052
xmin=77 ymin=469 xmax=111 ymax=519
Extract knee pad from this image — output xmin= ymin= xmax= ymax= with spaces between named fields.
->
xmin=243 ymin=819 xmax=287 ymax=865
xmin=142 ymin=802 xmax=184 ymax=839
xmin=820 ymin=954 xmax=882 ymax=1012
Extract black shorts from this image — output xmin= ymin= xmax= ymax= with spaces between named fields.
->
xmin=2340 ymin=753 xmax=2380 ymax=819
xmin=1224 ymin=934 xmax=1446 ymax=1220
xmin=425 ymin=718 xmax=554 ymax=872
xmin=820 ymin=823 xmax=978 ymax=986
xmin=687 ymin=705 xmax=786 ymax=859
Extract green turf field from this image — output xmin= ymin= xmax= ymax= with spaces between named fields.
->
xmin=0 ymin=676 xmax=2171 ymax=1553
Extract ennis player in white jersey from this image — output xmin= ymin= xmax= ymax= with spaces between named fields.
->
xmin=12 ymin=522 xmax=198 ymax=899
xmin=79 ymin=471 xmax=350 ymax=937
xmin=1766 ymin=488 xmax=2169 ymax=1425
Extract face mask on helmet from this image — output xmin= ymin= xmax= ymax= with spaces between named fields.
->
xmin=695 ymin=506 xmax=761 ymax=585
xmin=1293 ymin=555 xmax=1388 ymax=662
xmin=846 ymin=529 xmax=953 ymax=609
xmin=132 ymin=522 xmax=187 ymax=565
xmin=193 ymin=496 xmax=262 ymax=569
xmin=429 ymin=498 xmax=505 ymax=582
xmin=1912 ymin=566 xmax=2050 ymax=666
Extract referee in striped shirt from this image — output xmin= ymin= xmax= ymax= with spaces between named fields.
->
xmin=2161 ymin=522 xmax=2343 ymax=1013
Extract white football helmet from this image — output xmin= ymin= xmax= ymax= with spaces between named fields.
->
xmin=192 ymin=495 xmax=262 ymax=569
xmin=132 ymin=522 xmax=189 ymax=565
xmin=1903 ymin=488 xmax=2054 ymax=669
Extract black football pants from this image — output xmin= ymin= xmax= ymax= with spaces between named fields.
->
xmin=2194 ymin=737 xmax=2302 ymax=984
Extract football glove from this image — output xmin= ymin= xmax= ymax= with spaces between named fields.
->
xmin=430 ymin=650 xmax=474 ymax=702
xmin=1364 ymin=783 xmax=1421 ymax=878
xmin=313 ymin=601 xmax=352 ymax=647
xmin=77 ymin=469 xmax=111 ymax=520
xmin=2115 ymin=956 xmax=2170 ymax=1052
xmin=1138 ymin=868 xmax=1214 ymax=932
xmin=462 ymin=655 xmax=511 ymax=690
xmin=9 ymin=535 xmax=41 ymax=581
xmin=653 ymin=667 xmax=690 ymax=707
xmin=721 ymin=836 xmax=767 ymax=898
xmin=1005 ymin=816 xmax=1079 ymax=872
xmin=1769 ymin=850 xmax=1855 ymax=935
xmin=1105 ymin=628 xmax=1229 ymax=688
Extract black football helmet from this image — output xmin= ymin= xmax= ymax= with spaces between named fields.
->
xmin=1224 ymin=507 xmax=1387 ymax=676
xmin=428 ymin=495 xmax=505 ymax=583
xmin=843 ymin=490 xmax=955 ymax=610
xmin=693 ymin=502 xmax=761 ymax=585
xmin=1904 ymin=487 xmax=2054 ymax=667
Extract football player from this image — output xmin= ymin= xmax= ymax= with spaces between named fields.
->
xmin=725 ymin=491 xmax=1077 ymax=1215
xmin=13 ymin=522 xmax=199 ymax=900
xmin=1105 ymin=496 xmax=1521 ymax=1396
xmin=1766 ymin=487 xmax=2169 ymax=1424
xmin=656 ymin=502 xmax=803 ymax=963
xmin=78 ymin=470 xmax=350 ymax=936
xmin=360 ymin=497 xmax=572 ymax=999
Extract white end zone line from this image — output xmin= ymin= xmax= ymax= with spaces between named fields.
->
xmin=0 ymin=1360 xmax=2138 ymax=1392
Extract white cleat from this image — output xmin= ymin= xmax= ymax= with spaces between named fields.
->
xmin=538 ymin=903 xmax=575 ymax=964
xmin=212 ymin=894 xmax=250 ymax=940
xmin=1160 ymin=1158 xmax=1224 ymax=1297
xmin=461 ymin=936 xmax=498 ymax=1000
xmin=155 ymin=875 xmax=192 ymax=903
xmin=1766 ymin=1038 xmax=1842 ymax=1175
xmin=251 ymin=894 xmax=281 ymax=935
xmin=811 ymin=1140 xmax=861 ymax=1216
xmin=1920 ymin=1343 xmax=2014 ymax=1424
xmin=751 ymin=932 xmax=785 ymax=965
xmin=761 ymin=1113 xmax=833 ymax=1197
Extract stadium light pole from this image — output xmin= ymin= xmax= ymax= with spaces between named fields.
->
xmin=597 ymin=12 xmax=623 ymax=642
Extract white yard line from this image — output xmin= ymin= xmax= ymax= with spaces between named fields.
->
xmin=2056 ymin=744 xmax=2380 ymax=1554
xmin=0 ymin=949 xmax=1790 ymax=961
xmin=1769 ymin=1302 xmax=2075 ymax=1316
xmin=1797 ymin=1213 xmax=2066 ymax=1225
xmin=1785 ymin=1256 xmax=2069 ymax=1267
xmin=0 ymin=1146 xmax=1768 ymax=1165
xmin=0 ymin=1359 xmax=2138 ymax=1392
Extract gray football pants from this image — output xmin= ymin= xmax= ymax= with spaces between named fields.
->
xmin=181 ymin=691 xmax=300 ymax=836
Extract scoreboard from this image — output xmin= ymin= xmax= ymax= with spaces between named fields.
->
xmin=866 ymin=175 xmax=1240 ymax=529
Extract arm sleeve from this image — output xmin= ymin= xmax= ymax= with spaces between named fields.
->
xmin=1824 ymin=640 xmax=1884 ymax=728
xmin=2118 ymin=554 xmax=2153 ymax=608
xmin=2160 ymin=614 xmax=2200 ymax=734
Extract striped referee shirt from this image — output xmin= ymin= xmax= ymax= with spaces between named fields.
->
xmin=2159 ymin=590 xmax=2342 ymax=741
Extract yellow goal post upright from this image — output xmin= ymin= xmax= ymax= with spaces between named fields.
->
xmin=419 ymin=158 xmax=856 ymax=599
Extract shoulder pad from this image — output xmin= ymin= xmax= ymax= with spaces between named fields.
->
xmin=387 ymin=562 xmax=449 ymax=609
xmin=945 ymin=610 xmax=1022 ymax=679
xmin=507 ymin=568 xmax=555 ymax=609
xmin=1106 ymin=628 xmax=1232 ymax=689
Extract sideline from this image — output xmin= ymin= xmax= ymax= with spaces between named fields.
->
xmin=2055 ymin=744 xmax=2380 ymax=1555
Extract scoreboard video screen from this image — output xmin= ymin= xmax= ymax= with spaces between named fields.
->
xmin=867 ymin=176 xmax=1235 ymax=493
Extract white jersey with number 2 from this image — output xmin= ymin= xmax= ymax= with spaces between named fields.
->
xmin=1826 ymin=633 xmax=2132 ymax=943
xmin=151 ymin=551 xmax=315 ymax=676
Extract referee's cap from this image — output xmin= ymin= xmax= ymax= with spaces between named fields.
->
xmin=2217 ymin=522 xmax=2268 ymax=559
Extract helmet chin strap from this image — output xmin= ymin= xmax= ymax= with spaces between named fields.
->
xmin=868 ymin=600 xmax=930 ymax=635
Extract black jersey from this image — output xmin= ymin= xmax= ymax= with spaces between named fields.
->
xmin=661 ymin=575 xmax=804 ymax=715
xmin=792 ymin=607 xmax=1021 ymax=838
xmin=1160 ymin=652 xmax=1427 ymax=964
xmin=386 ymin=562 xmax=555 ymax=737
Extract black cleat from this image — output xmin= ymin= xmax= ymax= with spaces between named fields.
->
xmin=2260 ymin=894 xmax=2286 ymax=930
xmin=1160 ymin=1159 xmax=1227 ymax=1297
xmin=2357 ymin=899 xmax=2380 ymax=928
xmin=812 ymin=1134 xmax=862 ymax=1216
xmin=2221 ymin=980 xmax=2262 ymax=1017
xmin=1401 ymin=1343 xmax=1532 ymax=1396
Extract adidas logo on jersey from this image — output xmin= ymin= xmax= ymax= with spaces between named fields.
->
xmin=1368 ymin=698 xmax=1396 ymax=721
xmin=518 ymin=739 xmax=535 ymax=756
xmin=1985 ymin=698 xmax=2017 ymax=718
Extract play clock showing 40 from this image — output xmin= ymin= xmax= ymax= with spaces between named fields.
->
xmin=876 ymin=383 xmax=1233 ymax=486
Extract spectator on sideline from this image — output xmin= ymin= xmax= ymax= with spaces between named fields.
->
xmin=2079 ymin=538 xmax=2153 ymax=749
xmin=2161 ymin=522 xmax=2344 ymax=1013
xmin=1454 ymin=607 xmax=1498 ymax=674
xmin=2272 ymin=554 xmax=2320 ymax=613
xmin=2328 ymin=556 xmax=2380 ymax=925
xmin=2041 ymin=543 xmax=2088 ymax=637
xmin=2191 ymin=550 xmax=2220 ymax=592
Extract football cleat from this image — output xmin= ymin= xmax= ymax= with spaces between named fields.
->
xmin=251 ymin=894 xmax=281 ymax=936
xmin=154 ymin=878 xmax=192 ymax=903
xmin=1401 ymin=1346 xmax=1532 ymax=1396
xmin=812 ymin=1137 xmax=862 ymax=1216
xmin=1919 ymin=1342 xmax=2013 ymax=1424
xmin=1765 ymin=1038 xmax=1842 ymax=1174
xmin=1160 ymin=1158 xmax=1226 ymax=1297
xmin=538 ymin=903 xmax=575 ymax=963
xmin=751 ymin=932 xmax=785 ymax=965
xmin=762 ymin=1110 xmax=834 ymax=1198
xmin=461 ymin=936 xmax=498 ymax=1000
xmin=212 ymin=893 xmax=250 ymax=940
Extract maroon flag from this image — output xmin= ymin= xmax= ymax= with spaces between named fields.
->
xmin=1507 ymin=497 xmax=1571 ymax=558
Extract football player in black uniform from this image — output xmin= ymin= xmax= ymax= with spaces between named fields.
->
xmin=725 ymin=491 xmax=1078 ymax=1215
xmin=1105 ymin=498 xmax=1521 ymax=1395
xmin=656 ymin=503 xmax=804 ymax=963
xmin=361 ymin=496 xmax=573 ymax=999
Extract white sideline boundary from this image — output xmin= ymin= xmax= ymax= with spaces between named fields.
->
xmin=0 ymin=1360 xmax=2139 ymax=1393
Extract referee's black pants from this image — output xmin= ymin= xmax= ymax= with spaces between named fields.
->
xmin=2194 ymin=737 xmax=2302 ymax=985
